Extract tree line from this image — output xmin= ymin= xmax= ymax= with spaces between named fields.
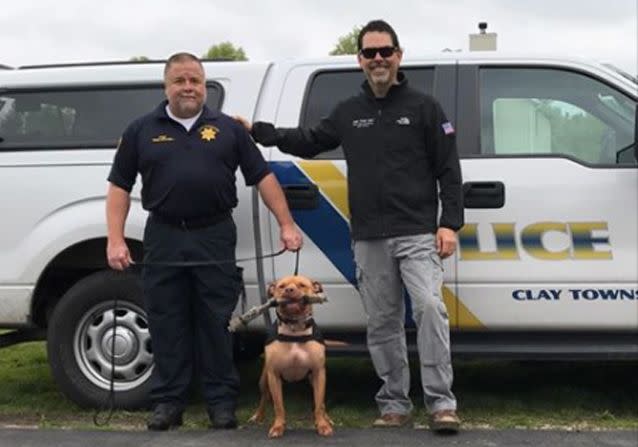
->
xmin=131 ymin=26 xmax=361 ymax=61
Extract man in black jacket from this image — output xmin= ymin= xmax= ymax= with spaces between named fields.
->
xmin=236 ymin=20 xmax=463 ymax=433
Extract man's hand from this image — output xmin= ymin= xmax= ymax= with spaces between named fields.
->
xmin=436 ymin=227 xmax=457 ymax=259
xmin=256 ymin=173 xmax=303 ymax=252
xmin=280 ymin=223 xmax=303 ymax=252
xmin=233 ymin=115 xmax=252 ymax=133
xmin=107 ymin=239 xmax=133 ymax=270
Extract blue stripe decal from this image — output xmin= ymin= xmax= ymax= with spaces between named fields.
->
xmin=270 ymin=161 xmax=355 ymax=285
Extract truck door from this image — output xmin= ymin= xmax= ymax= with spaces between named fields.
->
xmin=266 ymin=63 xmax=460 ymax=332
xmin=455 ymin=63 xmax=638 ymax=332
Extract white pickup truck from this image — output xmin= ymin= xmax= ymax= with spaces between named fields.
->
xmin=0 ymin=54 xmax=636 ymax=409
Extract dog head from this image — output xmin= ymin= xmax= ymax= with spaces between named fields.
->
xmin=268 ymin=275 xmax=323 ymax=318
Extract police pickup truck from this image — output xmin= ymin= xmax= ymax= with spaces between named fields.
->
xmin=0 ymin=54 xmax=636 ymax=409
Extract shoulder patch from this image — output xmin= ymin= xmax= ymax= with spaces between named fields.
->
xmin=442 ymin=122 xmax=455 ymax=135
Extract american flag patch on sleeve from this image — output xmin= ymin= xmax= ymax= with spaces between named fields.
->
xmin=442 ymin=122 xmax=455 ymax=135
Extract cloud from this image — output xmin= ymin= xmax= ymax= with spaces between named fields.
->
xmin=0 ymin=0 xmax=635 ymax=73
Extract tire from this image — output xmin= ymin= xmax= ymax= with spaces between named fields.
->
xmin=47 ymin=270 xmax=153 ymax=409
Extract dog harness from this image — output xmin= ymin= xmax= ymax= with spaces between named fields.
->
xmin=265 ymin=320 xmax=325 ymax=345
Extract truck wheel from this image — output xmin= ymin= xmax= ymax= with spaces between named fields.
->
xmin=47 ymin=270 xmax=153 ymax=409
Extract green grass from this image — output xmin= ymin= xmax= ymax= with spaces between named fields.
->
xmin=0 ymin=341 xmax=636 ymax=430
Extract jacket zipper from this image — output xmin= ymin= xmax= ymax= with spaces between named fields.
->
xmin=376 ymin=107 xmax=388 ymax=237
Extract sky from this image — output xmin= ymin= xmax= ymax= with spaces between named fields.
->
xmin=1 ymin=0 xmax=636 ymax=75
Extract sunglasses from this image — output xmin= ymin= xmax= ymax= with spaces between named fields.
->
xmin=359 ymin=46 xmax=397 ymax=59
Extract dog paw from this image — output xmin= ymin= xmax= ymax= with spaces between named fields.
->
xmin=316 ymin=418 xmax=334 ymax=436
xmin=316 ymin=422 xmax=334 ymax=436
xmin=248 ymin=412 xmax=264 ymax=424
xmin=268 ymin=423 xmax=285 ymax=438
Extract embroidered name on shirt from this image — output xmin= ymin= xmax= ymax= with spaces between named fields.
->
xmin=152 ymin=134 xmax=175 ymax=143
xmin=352 ymin=118 xmax=375 ymax=128
xmin=396 ymin=117 xmax=410 ymax=125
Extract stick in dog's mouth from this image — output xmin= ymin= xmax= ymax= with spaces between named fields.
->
xmin=274 ymin=294 xmax=328 ymax=306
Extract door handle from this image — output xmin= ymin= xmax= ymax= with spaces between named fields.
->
xmin=463 ymin=181 xmax=505 ymax=209
xmin=282 ymin=184 xmax=319 ymax=210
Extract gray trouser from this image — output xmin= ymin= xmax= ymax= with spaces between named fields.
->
xmin=353 ymin=234 xmax=456 ymax=415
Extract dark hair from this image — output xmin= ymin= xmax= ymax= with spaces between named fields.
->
xmin=164 ymin=52 xmax=203 ymax=77
xmin=357 ymin=20 xmax=400 ymax=51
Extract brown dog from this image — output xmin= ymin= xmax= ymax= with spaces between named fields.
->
xmin=248 ymin=275 xmax=333 ymax=438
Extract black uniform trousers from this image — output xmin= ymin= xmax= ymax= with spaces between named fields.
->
xmin=142 ymin=214 xmax=242 ymax=412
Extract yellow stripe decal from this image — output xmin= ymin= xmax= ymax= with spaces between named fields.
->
xmin=298 ymin=161 xmax=350 ymax=219
xmin=443 ymin=286 xmax=484 ymax=329
xmin=295 ymin=160 xmax=484 ymax=329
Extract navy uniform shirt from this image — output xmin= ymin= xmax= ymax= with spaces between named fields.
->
xmin=108 ymin=101 xmax=269 ymax=219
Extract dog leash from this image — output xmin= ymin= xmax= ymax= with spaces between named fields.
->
xmin=128 ymin=247 xmax=288 ymax=267
xmin=293 ymin=249 xmax=300 ymax=275
xmin=94 ymin=247 xmax=293 ymax=427
xmin=93 ymin=292 xmax=118 ymax=427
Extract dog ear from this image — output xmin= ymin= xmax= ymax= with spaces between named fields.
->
xmin=267 ymin=281 xmax=277 ymax=297
xmin=312 ymin=280 xmax=323 ymax=294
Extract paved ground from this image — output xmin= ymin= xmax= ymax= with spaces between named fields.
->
xmin=1 ymin=427 xmax=637 ymax=447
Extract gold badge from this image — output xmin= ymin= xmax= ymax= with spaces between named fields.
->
xmin=152 ymin=134 xmax=175 ymax=143
xmin=199 ymin=125 xmax=219 ymax=142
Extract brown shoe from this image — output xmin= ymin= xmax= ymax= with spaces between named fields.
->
xmin=372 ymin=413 xmax=411 ymax=427
xmin=429 ymin=409 xmax=460 ymax=433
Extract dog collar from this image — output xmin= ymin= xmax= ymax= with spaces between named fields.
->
xmin=275 ymin=333 xmax=315 ymax=343
xmin=275 ymin=311 xmax=315 ymax=330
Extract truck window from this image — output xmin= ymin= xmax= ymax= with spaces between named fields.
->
xmin=301 ymin=68 xmax=434 ymax=159
xmin=0 ymin=83 xmax=223 ymax=150
xmin=479 ymin=68 xmax=636 ymax=165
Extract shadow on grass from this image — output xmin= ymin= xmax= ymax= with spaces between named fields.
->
xmin=0 ymin=342 xmax=636 ymax=429
xmin=239 ymin=356 xmax=638 ymax=428
xmin=452 ymin=359 xmax=638 ymax=428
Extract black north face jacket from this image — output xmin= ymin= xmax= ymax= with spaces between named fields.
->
xmin=252 ymin=73 xmax=464 ymax=240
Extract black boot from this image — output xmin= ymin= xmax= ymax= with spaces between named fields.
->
xmin=147 ymin=403 xmax=183 ymax=431
xmin=207 ymin=407 xmax=237 ymax=429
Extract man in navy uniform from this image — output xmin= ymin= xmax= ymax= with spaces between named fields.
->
xmin=106 ymin=52 xmax=302 ymax=431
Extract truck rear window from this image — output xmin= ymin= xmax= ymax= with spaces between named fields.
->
xmin=0 ymin=83 xmax=223 ymax=150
